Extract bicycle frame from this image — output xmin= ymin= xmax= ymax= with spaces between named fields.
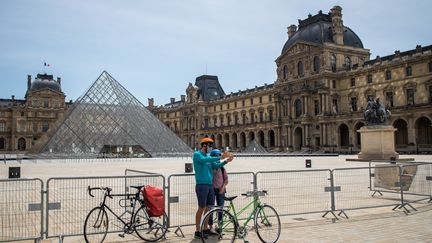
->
xmin=98 ymin=192 xmax=142 ymax=229
xmin=223 ymin=194 xmax=266 ymax=231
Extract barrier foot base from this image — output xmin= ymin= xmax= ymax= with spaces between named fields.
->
xmin=322 ymin=211 xmax=338 ymax=220
xmin=337 ymin=209 xmax=349 ymax=219
xmin=371 ymin=190 xmax=383 ymax=197
xmin=174 ymin=226 xmax=185 ymax=237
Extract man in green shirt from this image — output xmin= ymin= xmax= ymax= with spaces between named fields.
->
xmin=193 ymin=137 xmax=233 ymax=238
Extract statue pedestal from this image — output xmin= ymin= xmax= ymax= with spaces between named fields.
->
xmin=357 ymin=125 xmax=399 ymax=160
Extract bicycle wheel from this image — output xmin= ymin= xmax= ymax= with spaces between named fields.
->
xmin=134 ymin=206 xmax=167 ymax=242
xmin=83 ymin=207 xmax=109 ymax=243
xmin=200 ymin=208 xmax=237 ymax=243
xmin=254 ymin=205 xmax=281 ymax=243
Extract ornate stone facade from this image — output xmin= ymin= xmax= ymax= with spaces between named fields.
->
xmin=151 ymin=6 xmax=432 ymax=153
xmin=0 ymin=74 xmax=71 ymax=153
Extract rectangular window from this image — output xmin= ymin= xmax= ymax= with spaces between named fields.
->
xmin=220 ymin=117 xmax=224 ymax=126
xmin=429 ymin=62 xmax=432 ymax=72
xmin=250 ymin=113 xmax=255 ymax=123
xmin=386 ymin=92 xmax=394 ymax=107
xmin=42 ymin=121 xmax=49 ymax=132
xmin=367 ymin=74 xmax=373 ymax=84
xmin=227 ymin=103 xmax=230 ymax=109
xmin=234 ymin=115 xmax=238 ymax=125
xmin=259 ymin=97 xmax=263 ymax=103
xmin=332 ymin=80 xmax=336 ymax=89
xmin=235 ymin=102 xmax=237 ymax=108
xmin=213 ymin=117 xmax=217 ymax=127
xmin=406 ymin=66 xmax=412 ymax=76
xmin=205 ymin=107 xmax=208 ymax=112
xmin=350 ymin=78 xmax=356 ymax=87
xmin=406 ymin=88 xmax=415 ymax=105
xmin=350 ymin=97 xmax=358 ymax=111
xmin=250 ymin=98 xmax=254 ymax=105
xmin=242 ymin=113 xmax=246 ymax=124
xmin=44 ymin=100 xmax=49 ymax=108
xmin=204 ymin=119 xmax=208 ymax=129
xmin=269 ymin=110 xmax=273 ymax=121
xmin=33 ymin=122 xmax=38 ymax=132
xmin=259 ymin=111 xmax=264 ymax=122
xmin=429 ymin=86 xmax=432 ymax=103
xmin=314 ymin=100 xmax=319 ymax=115
xmin=242 ymin=100 xmax=245 ymax=107
xmin=0 ymin=122 xmax=5 ymax=132
xmin=269 ymin=95 xmax=272 ymax=102
xmin=385 ymin=70 xmax=392 ymax=80
xmin=220 ymin=104 xmax=222 ymax=110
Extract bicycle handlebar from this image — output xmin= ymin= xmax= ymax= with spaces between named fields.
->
xmin=87 ymin=186 xmax=113 ymax=198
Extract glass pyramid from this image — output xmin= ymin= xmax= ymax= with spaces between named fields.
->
xmin=39 ymin=71 xmax=192 ymax=158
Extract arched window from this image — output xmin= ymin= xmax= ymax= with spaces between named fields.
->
xmin=297 ymin=61 xmax=304 ymax=77
xmin=294 ymin=99 xmax=302 ymax=118
xmin=313 ymin=56 xmax=320 ymax=72
xmin=17 ymin=137 xmax=26 ymax=151
xmin=283 ymin=65 xmax=288 ymax=79
xmin=344 ymin=56 xmax=351 ymax=69
xmin=331 ymin=54 xmax=336 ymax=72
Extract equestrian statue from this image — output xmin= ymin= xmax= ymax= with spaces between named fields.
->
xmin=363 ymin=97 xmax=391 ymax=125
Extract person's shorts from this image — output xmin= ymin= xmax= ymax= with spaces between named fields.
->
xmin=195 ymin=184 xmax=215 ymax=208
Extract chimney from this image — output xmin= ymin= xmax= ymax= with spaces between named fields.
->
xmin=416 ymin=45 xmax=422 ymax=53
xmin=330 ymin=5 xmax=344 ymax=45
xmin=181 ymin=95 xmax=186 ymax=102
xmin=148 ymin=98 xmax=154 ymax=108
xmin=57 ymin=77 xmax=61 ymax=85
xmin=27 ymin=75 xmax=31 ymax=90
xmin=170 ymin=98 xmax=175 ymax=103
xmin=287 ymin=25 xmax=297 ymax=39
xmin=11 ymin=95 xmax=15 ymax=101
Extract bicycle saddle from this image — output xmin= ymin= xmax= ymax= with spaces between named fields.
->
xmin=224 ymin=195 xmax=238 ymax=201
xmin=130 ymin=185 xmax=144 ymax=190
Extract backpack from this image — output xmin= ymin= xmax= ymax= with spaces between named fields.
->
xmin=142 ymin=186 xmax=165 ymax=217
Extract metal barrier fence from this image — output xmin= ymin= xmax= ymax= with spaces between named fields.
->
xmin=1 ymin=163 xmax=431 ymax=241
xmin=45 ymin=174 xmax=164 ymax=239
xmin=256 ymin=170 xmax=331 ymax=216
xmin=167 ymin=172 xmax=254 ymax=228
xmin=333 ymin=166 xmax=402 ymax=214
xmin=0 ymin=178 xmax=44 ymax=242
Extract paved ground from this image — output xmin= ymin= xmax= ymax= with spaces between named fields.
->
xmin=40 ymin=203 xmax=432 ymax=242
xmin=3 ymin=154 xmax=432 ymax=243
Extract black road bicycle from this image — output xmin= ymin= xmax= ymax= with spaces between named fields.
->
xmin=83 ymin=185 xmax=168 ymax=242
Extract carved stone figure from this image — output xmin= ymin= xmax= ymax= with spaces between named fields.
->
xmin=363 ymin=97 xmax=391 ymax=125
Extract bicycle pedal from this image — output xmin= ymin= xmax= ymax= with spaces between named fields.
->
xmin=118 ymin=233 xmax=125 ymax=238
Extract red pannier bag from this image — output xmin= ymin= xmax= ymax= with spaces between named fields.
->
xmin=142 ymin=186 xmax=164 ymax=217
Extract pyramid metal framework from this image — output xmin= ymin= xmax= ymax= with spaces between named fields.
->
xmin=40 ymin=71 xmax=192 ymax=158
xmin=242 ymin=139 xmax=268 ymax=153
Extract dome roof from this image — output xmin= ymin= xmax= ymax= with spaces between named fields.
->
xmin=30 ymin=74 xmax=62 ymax=92
xmin=281 ymin=14 xmax=363 ymax=54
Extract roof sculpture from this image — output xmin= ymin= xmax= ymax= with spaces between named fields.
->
xmin=39 ymin=71 xmax=192 ymax=158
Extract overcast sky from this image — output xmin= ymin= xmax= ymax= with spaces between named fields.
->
xmin=1 ymin=0 xmax=431 ymax=105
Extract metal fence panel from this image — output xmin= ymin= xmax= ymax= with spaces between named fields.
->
xmin=45 ymin=175 xmax=164 ymax=238
xmin=256 ymin=170 xmax=331 ymax=216
xmin=399 ymin=163 xmax=432 ymax=203
xmin=167 ymin=172 xmax=254 ymax=227
xmin=0 ymin=178 xmax=43 ymax=242
xmin=333 ymin=166 xmax=401 ymax=211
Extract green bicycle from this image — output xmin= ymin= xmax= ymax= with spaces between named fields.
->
xmin=200 ymin=190 xmax=281 ymax=243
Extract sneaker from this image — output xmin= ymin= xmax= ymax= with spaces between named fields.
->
xmin=204 ymin=229 xmax=219 ymax=236
xmin=195 ymin=231 xmax=207 ymax=239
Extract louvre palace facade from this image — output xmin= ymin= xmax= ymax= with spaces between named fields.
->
xmin=151 ymin=6 xmax=432 ymax=153
xmin=0 ymin=74 xmax=71 ymax=153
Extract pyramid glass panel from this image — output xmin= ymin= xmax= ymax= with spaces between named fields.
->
xmin=39 ymin=71 xmax=192 ymax=158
